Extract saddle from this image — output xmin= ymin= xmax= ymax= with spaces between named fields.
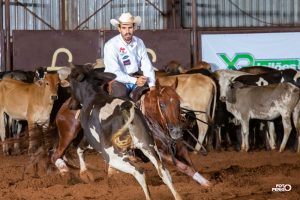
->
xmin=129 ymin=86 xmax=149 ymax=102
xmin=107 ymin=80 xmax=150 ymax=102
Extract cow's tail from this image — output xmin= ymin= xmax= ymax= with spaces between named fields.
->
xmin=111 ymin=102 xmax=135 ymax=151
xmin=208 ymin=77 xmax=217 ymax=124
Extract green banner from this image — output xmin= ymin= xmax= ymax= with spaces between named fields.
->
xmin=218 ymin=53 xmax=300 ymax=70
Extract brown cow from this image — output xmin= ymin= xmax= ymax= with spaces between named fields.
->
xmin=0 ymin=69 xmax=68 ymax=155
xmin=158 ymin=73 xmax=217 ymax=151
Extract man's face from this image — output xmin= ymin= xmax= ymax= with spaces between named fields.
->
xmin=118 ymin=23 xmax=134 ymax=43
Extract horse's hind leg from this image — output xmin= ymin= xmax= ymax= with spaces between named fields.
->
xmin=140 ymin=147 xmax=182 ymax=200
xmin=106 ymin=150 xmax=151 ymax=200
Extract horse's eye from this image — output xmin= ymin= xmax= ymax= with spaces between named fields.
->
xmin=159 ymin=102 xmax=166 ymax=109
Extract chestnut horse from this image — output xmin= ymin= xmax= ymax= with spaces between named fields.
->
xmin=50 ymin=80 xmax=210 ymax=186
xmin=139 ymin=80 xmax=210 ymax=186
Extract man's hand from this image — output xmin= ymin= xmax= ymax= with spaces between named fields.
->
xmin=136 ymin=76 xmax=148 ymax=87
xmin=149 ymin=86 xmax=156 ymax=91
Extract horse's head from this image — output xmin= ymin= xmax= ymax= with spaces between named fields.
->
xmin=144 ymin=79 xmax=182 ymax=140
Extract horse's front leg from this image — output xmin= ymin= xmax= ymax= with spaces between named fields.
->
xmin=159 ymin=148 xmax=210 ymax=187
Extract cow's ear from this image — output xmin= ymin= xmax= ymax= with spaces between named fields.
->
xmin=35 ymin=67 xmax=46 ymax=79
xmin=57 ymin=67 xmax=71 ymax=81
xmin=60 ymin=79 xmax=70 ymax=87
xmin=34 ymin=79 xmax=44 ymax=87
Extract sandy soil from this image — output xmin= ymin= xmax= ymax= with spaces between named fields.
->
xmin=0 ymin=147 xmax=299 ymax=200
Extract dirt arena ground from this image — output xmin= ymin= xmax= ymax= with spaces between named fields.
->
xmin=0 ymin=148 xmax=299 ymax=200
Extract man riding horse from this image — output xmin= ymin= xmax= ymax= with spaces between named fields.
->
xmin=104 ymin=12 xmax=156 ymax=101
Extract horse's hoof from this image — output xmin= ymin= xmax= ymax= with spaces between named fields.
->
xmin=55 ymin=158 xmax=69 ymax=174
xmin=193 ymin=172 xmax=211 ymax=186
xmin=12 ymin=149 xmax=21 ymax=156
xmin=108 ymin=166 xmax=119 ymax=177
xmin=80 ymin=170 xmax=95 ymax=183
xmin=3 ymin=150 xmax=10 ymax=156
xmin=28 ymin=146 xmax=37 ymax=155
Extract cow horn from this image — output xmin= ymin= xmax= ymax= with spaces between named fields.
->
xmin=147 ymin=48 xmax=157 ymax=63
xmin=47 ymin=48 xmax=73 ymax=71
xmin=294 ymin=71 xmax=300 ymax=82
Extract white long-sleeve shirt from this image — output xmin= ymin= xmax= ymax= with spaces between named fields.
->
xmin=104 ymin=34 xmax=155 ymax=87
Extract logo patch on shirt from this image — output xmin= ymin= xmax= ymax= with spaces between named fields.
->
xmin=119 ymin=47 xmax=126 ymax=54
xmin=122 ymin=55 xmax=129 ymax=60
xmin=123 ymin=59 xmax=131 ymax=65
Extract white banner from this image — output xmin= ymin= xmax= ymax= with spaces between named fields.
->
xmin=201 ymin=32 xmax=300 ymax=71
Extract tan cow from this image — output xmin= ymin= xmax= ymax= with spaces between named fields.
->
xmin=158 ymin=73 xmax=217 ymax=151
xmin=0 ymin=69 xmax=68 ymax=154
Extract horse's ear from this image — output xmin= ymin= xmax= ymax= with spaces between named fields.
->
xmin=155 ymin=79 xmax=161 ymax=89
xmin=170 ymin=77 xmax=178 ymax=90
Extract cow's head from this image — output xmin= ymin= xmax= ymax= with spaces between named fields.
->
xmin=34 ymin=67 xmax=73 ymax=101
xmin=35 ymin=70 xmax=60 ymax=101
xmin=226 ymin=81 xmax=245 ymax=103
xmin=214 ymin=69 xmax=248 ymax=102
xmin=58 ymin=63 xmax=116 ymax=107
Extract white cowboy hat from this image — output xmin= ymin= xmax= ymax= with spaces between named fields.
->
xmin=110 ymin=12 xmax=141 ymax=27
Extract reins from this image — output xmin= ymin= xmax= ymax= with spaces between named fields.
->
xmin=181 ymin=107 xmax=212 ymax=126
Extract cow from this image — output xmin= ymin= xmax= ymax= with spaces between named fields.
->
xmin=238 ymin=66 xmax=278 ymax=74
xmin=234 ymin=68 xmax=300 ymax=87
xmin=0 ymin=68 xmax=69 ymax=155
xmin=59 ymin=64 xmax=182 ymax=200
xmin=224 ymin=81 xmax=300 ymax=152
xmin=220 ymin=68 xmax=300 ymax=150
xmin=158 ymin=73 xmax=217 ymax=151
xmin=0 ymin=67 xmax=45 ymax=83
xmin=0 ymin=68 xmax=46 ymax=155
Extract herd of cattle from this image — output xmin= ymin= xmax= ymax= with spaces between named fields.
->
xmin=0 ymin=56 xmax=300 ymax=199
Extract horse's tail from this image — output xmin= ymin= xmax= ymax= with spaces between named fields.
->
xmin=111 ymin=102 xmax=135 ymax=150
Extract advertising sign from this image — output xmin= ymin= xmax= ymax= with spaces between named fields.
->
xmin=201 ymin=32 xmax=300 ymax=71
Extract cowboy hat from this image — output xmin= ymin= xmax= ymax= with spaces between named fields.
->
xmin=110 ymin=12 xmax=141 ymax=27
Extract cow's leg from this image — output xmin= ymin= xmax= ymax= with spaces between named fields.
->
xmin=215 ymin=126 xmax=222 ymax=151
xmin=27 ymin=120 xmax=37 ymax=154
xmin=297 ymin=135 xmax=300 ymax=153
xmin=292 ymin=103 xmax=300 ymax=153
xmin=240 ymin=119 xmax=250 ymax=152
xmin=140 ymin=148 xmax=182 ymax=200
xmin=0 ymin=111 xmax=9 ymax=155
xmin=279 ymin=116 xmax=292 ymax=152
xmin=77 ymin=146 xmax=95 ymax=183
xmin=195 ymin=113 xmax=208 ymax=151
xmin=106 ymin=150 xmax=152 ymax=200
xmin=266 ymin=121 xmax=276 ymax=150
xmin=13 ymin=120 xmax=22 ymax=155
